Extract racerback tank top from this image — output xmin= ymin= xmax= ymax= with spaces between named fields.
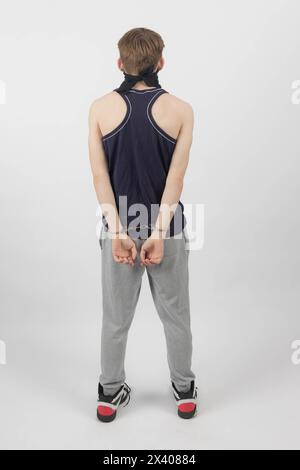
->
xmin=101 ymin=87 xmax=186 ymax=238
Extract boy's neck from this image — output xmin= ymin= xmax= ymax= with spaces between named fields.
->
xmin=131 ymin=81 xmax=158 ymax=91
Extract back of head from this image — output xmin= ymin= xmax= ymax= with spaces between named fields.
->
xmin=118 ymin=27 xmax=165 ymax=75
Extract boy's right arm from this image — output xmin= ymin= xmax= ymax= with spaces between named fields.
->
xmin=140 ymin=100 xmax=194 ymax=266
xmin=88 ymin=100 xmax=137 ymax=265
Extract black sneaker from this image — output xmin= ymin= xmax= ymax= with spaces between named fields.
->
xmin=97 ymin=382 xmax=131 ymax=422
xmin=172 ymin=380 xmax=197 ymax=419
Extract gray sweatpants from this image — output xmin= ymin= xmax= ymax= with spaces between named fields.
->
xmin=99 ymin=229 xmax=195 ymax=395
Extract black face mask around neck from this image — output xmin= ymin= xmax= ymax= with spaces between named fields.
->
xmin=114 ymin=65 xmax=161 ymax=93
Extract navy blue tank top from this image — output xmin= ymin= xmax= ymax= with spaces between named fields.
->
xmin=101 ymin=87 xmax=186 ymax=238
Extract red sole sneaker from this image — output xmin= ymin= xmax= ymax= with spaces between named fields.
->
xmin=172 ymin=381 xmax=198 ymax=419
xmin=178 ymin=403 xmax=197 ymax=419
xmin=97 ymin=405 xmax=117 ymax=423
xmin=97 ymin=382 xmax=131 ymax=423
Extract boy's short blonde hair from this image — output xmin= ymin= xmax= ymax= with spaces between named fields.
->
xmin=118 ymin=28 xmax=164 ymax=75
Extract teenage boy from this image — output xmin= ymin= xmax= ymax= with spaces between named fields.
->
xmin=89 ymin=28 xmax=197 ymax=422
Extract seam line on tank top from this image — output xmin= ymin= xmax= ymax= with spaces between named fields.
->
xmin=102 ymin=95 xmax=132 ymax=141
xmin=128 ymin=88 xmax=160 ymax=94
xmin=147 ymin=91 xmax=177 ymax=144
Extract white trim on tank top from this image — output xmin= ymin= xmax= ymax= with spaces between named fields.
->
xmin=128 ymin=88 xmax=161 ymax=94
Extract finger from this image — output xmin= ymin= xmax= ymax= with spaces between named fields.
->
xmin=128 ymin=255 xmax=135 ymax=266
xmin=141 ymin=256 xmax=151 ymax=266
xmin=126 ymin=256 xmax=134 ymax=266
xmin=113 ymin=255 xmax=121 ymax=263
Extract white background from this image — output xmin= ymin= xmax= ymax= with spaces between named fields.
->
xmin=0 ymin=0 xmax=300 ymax=450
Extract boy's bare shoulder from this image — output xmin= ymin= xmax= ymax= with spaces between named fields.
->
xmin=89 ymin=91 xmax=120 ymax=116
xmin=161 ymin=92 xmax=194 ymax=116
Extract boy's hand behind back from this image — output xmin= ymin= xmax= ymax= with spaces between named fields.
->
xmin=140 ymin=236 xmax=164 ymax=266
xmin=112 ymin=235 xmax=137 ymax=266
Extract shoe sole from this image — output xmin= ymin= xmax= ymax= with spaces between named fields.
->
xmin=178 ymin=406 xmax=197 ymax=419
xmin=97 ymin=408 xmax=117 ymax=423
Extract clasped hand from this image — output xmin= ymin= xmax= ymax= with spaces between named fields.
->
xmin=112 ymin=234 xmax=164 ymax=266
